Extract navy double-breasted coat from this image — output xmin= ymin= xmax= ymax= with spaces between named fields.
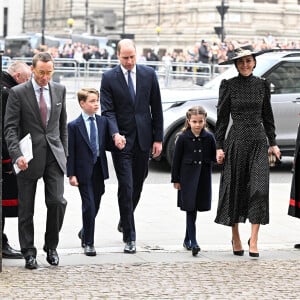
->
xmin=171 ymin=128 xmax=216 ymax=212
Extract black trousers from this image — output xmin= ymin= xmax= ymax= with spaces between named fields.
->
xmin=111 ymin=142 xmax=149 ymax=242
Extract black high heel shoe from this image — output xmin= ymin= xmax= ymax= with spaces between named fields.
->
xmin=231 ymin=240 xmax=244 ymax=256
xmin=248 ymin=239 xmax=259 ymax=258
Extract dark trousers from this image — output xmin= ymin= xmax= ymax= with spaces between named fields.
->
xmin=17 ymin=151 xmax=67 ymax=258
xmin=78 ymin=158 xmax=104 ymax=246
xmin=111 ymin=142 xmax=149 ymax=242
xmin=185 ymin=211 xmax=198 ymax=247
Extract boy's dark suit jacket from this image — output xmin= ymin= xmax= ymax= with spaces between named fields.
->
xmin=67 ymin=114 xmax=109 ymax=183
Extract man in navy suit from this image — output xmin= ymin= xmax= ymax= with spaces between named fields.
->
xmin=100 ymin=39 xmax=163 ymax=253
xmin=67 ymin=88 xmax=109 ymax=256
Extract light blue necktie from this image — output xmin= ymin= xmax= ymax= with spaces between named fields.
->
xmin=89 ymin=116 xmax=97 ymax=163
xmin=127 ymin=70 xmax=135 ymax=103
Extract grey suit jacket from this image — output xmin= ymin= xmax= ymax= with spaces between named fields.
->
xmin=4 ymin=80 xmax=68 ymax=178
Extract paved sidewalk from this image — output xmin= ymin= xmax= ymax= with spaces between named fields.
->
xmin=1 ymin=182 xmax=300 ymax=299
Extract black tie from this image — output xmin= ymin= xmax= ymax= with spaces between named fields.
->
xmin=127 ymin=70 xmax=135 ymax=103
xmin=89 ymin=116 xmax=97 ymax=163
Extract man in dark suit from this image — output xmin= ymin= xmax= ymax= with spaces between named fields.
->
xmin=4 ymin=52 xmax=68 ymax=269
xmin=1 ymin=61 xmax=31 ymax=259
xmin=100 ymin=39 xmax=163 ymax=254
xmin=67 ymin=88 xmax=109 ymax=256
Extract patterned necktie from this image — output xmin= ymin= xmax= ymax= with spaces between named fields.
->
xmin=127 ymin=70 xmax=135 ymax=103
xmin=89 ymin=116 xmax=97 ymax=163
xmin=39 ymin=87 xmax=47 ymax=127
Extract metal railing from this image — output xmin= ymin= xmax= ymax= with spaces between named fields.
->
xmin=3 ymin=57 xmax=232 ymax=93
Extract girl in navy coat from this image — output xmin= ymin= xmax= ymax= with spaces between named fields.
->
xmin=171 ymin=106 xmax=216 ymax=256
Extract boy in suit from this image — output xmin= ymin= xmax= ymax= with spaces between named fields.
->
xmin=67 ymin=88 xmax=109 ymax=256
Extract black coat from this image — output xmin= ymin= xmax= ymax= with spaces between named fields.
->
xmin=171 ymin=128 xmax=216 ymax=212
xmin=288 ymin=123 xmax=300 ymax=218
xmin=1 ymin=71 xmax=18 ymax=217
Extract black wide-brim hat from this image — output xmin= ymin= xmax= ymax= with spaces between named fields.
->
xmin=219 ymin=47 xmax=263 ymax=65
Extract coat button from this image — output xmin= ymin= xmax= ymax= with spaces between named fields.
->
xmin=193 ymin=161 xmax=197 ymax=164
xmin=198 ymin=161 xmax=202 ymax=164
xmin=199 ymin=149 xmax=201 ymax=152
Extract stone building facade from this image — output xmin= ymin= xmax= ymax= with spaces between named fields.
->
xmin=7 ymin=0 xmax=300 ymax=53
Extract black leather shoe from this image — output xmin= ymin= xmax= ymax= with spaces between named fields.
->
xmin=124 ymin=241 xmax=136 ymax=254
xmin=43 ymin=246 xmax=59 ymax=266
xmin=183 ymin=241 xmax=192 ymax=251
xmin=84 ymin=245 xmax=96 ymax=256
xmin=117 ymin=220 xmax=123 ymax=233
xmin=2 ymin=243 xmax=23 ymax=259
xmin=294 ymin=244 xmax=300 ymax=249
xmin=78 ymin=229 xmax=85 ymax=248
xmin=25 ymin=255 xmax=38 ymax=269
xmin=192 ymin=245 xmax=201 ymax=257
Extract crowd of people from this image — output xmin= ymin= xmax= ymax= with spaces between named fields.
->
xmin=1 ymin=38 xmax=300 ymax=271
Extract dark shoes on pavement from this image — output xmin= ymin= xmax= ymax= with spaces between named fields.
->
xmin=2 ymin=243 xmax=23 ymax=259
xmin=192 ymin=245 xmax=201 ymax=256
xmin=294 ymin=244 xmax=300 ymax=249
xmin=43 ymin=245 xmax=59 ymax=266
xmin=124 ymin=241 xmax=136 ymax=254
xmin=25 ymin=255 xmax=38 ymax=270
xmin=84 ymin=245 xmax=96 ymax=256
xmin=78 ymin=229 xmax=85 ymax=248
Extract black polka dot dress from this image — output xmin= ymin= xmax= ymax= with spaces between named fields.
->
xmin=214 ymin=74 xmax=277 ymax=226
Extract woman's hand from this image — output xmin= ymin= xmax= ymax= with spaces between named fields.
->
xmin=216 ymin=149 xmax=225 ymax=164
xmin=269 ymin=145 xmax=281 ymax=160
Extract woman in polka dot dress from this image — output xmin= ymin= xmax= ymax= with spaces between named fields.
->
xmin=214 ymin=48 xmax=281 ymax=258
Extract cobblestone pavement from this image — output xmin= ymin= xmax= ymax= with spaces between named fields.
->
xmin=1 ymin=249 xmax=300 ymax=300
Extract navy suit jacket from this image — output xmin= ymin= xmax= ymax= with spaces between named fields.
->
xmin=67 ymin=114 xmax=109 ymax=184
xmin=100 ymin=64 xmax=163 ymax=152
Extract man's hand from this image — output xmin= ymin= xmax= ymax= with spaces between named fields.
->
xmin=152 ymin=141 xmax=162 ymax=158
xmin=16 ymin=156 xmax=28 ymax=171
xmin=69 ymin=176 xmax=79 ymax=186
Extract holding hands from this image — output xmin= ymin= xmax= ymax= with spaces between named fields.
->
xmin=113 ymin=133 xmax=126 ymax=150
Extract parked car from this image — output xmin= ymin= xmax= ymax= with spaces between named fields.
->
xmin=160 ymin=50 xmax=300 ymax=166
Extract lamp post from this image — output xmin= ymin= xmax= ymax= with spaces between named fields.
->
xmin=156 ymin=0 xmax=161 ymax=47
xmin=122 ymin=0 xmax=126 ymax=34
xmin=85 ymin=0 xmax=89 ymax=33
xmin=216 ymin=0 xmax=229 ymax=42
xmin=41 ymin=0 xmax=46 ymax=46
